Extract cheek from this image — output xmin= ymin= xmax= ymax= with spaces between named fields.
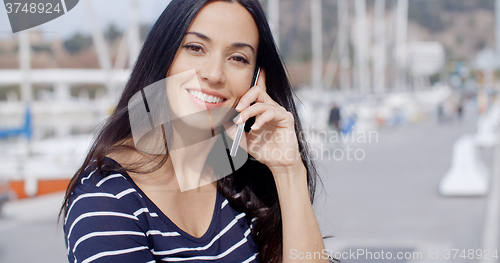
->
xmin=168 ymin=50 xmax=194 ymax=76
xmin=167 ymin=60 xmax=184 ymax=77
xmin=230 ymin=83 xmax=249 ymax=101
xmin=236 ymin=82 xmax=248 ymax=95
xmin=229 ymin=72 xmax=254 ymax=99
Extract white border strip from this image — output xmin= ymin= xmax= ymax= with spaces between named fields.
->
xmin=480 ymin=130 xmax=500 ymax=263
xmin=323 ymin=238 xmax=452 ymax=263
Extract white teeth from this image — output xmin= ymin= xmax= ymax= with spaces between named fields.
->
xmin=188 ymin=90 xmax=224 ymax=104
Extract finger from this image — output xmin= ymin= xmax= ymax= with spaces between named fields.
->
xmin=234 ymin=103 xmax=282 ymax=124
xmin=235 ymin=85 xmax=268 ymax=112
xmin=236 ymin=88 xmax=283 ymax=114
xmin=236 ymin=68 xmax=277 ymax=111
xmin=251 ymin=109 xmax=293 ymax=130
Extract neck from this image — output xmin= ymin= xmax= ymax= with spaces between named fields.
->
xmin=167 ymin=122 xmax=222 ymax=192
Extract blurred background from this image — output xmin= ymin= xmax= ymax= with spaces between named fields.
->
xmin=0 ymin=0 xmax=499 ymax=262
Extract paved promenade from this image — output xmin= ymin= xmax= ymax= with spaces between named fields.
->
xmin=316 ymin=102 xmax=497 ymax=263
xmin=0 ymin=192 xmax=67 ymax=263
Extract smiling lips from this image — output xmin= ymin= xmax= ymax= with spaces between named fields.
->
xmin=187 ymin=89 xmax=226 ymax=104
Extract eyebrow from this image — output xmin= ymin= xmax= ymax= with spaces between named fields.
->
xmin=185 ymin=31 xmax=256 ymax=54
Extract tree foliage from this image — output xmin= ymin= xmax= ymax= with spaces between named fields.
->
xmin=63 ymin=33 xmax=92 ymax=54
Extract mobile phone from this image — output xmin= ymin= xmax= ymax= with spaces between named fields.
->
xmin=230 ymin=67 xmax=261 ymax=157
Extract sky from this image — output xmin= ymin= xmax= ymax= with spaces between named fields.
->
xmin=0 ymin=0 xmax=172 ymax=40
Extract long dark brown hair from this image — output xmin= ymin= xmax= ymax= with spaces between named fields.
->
xmin=60 ymin=0 xmax=332 ymax=262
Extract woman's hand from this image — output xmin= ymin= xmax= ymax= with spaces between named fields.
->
xmin=223 ymin=69 xmax=327 ymax=263
xmin=224 ymin=69 xmax=305 ymax=178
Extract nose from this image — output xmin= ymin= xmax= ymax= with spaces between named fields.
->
xmin=198 ymin=55 xmax=226 ymax=85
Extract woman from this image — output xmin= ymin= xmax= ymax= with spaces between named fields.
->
xmin=61 ymin=0 xmax=332 ymax=262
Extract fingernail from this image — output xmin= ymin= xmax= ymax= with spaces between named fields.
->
xmin=233 ymin=114 xmax=241 ymax=124
xmin=235 ymin=103 xmax=242 ymax=111
xmin=250 ymin=124 xmax=258 ymax=130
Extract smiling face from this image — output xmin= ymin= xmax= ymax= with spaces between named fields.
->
xmin=165 ymin=1 xmax=259 ymax=128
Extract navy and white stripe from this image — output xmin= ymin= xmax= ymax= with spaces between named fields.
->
xmin=64 ymin=157 xmax=260 ymax=263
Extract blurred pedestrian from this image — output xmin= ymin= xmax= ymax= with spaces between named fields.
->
xmin=328 ymin=102 xmax=341 ymax=131
xmin=456 ymin=97 xmax=464 ymax=121
xmin=437 ymin=103 xmax=444 ymax=124
xmin=325 ymin=102 xmax=342 ymax=152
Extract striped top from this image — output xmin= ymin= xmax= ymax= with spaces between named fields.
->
xmin=63 ymin=157 xmax=260 ymax=263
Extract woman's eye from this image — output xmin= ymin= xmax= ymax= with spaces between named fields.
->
xmin=184 ymin=44 xmax=203 ymax=53
xmin=231 ymin=56 xmax=250 ymax=64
